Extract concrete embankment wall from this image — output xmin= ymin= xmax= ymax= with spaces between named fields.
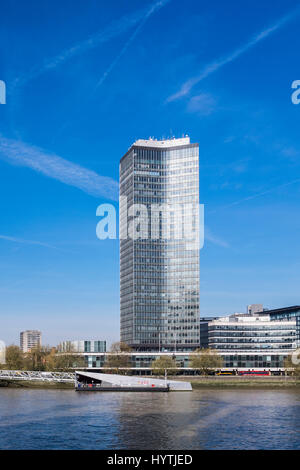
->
xmin=181 ymin=375 xmax=300 ymax=388
xmin=0 ymin=380 xmax=74 ymax=389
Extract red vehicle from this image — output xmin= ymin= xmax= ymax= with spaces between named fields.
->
xmin=238 ymin=370 xmax=270 ymax=376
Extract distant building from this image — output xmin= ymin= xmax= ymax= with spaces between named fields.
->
xmin=208 ymin=314 xmax=297 ymax=352
xmin=58 ymin=340 xmax=106 ymax=353
xmin=20 ymin=330 xmax=41 ymax=353
xmin=247 ymin=304 xmax=263 ymax=315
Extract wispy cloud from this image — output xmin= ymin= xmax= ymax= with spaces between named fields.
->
xmin=225 ymin=178 xmax=300 ymax=208
xmin=209 ymin=177 xmax=300 ymax=214
xmin=205 ymin=227 xmax=229 ymax=248
xmin=13 ymin=1 xmax=170 ymax=90
xmin=167 ymin=7 xmax=300 ymax=102
xmin=96 ymin=0 xmax=171 ymax=88
xmin=54 ymin=0 xmax=170 ymax=137
xmin=280 ymin=146 xmax=300 ymax=161
xmin=0 ymin=136 xmax=118 ymax=200
xmin=0 ymin=234 xmax=56 ymax=249
xmin=186 ymin=93 xmax=216 ymax=115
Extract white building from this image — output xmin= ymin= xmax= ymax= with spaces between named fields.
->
xmin=58 ymin=340 xmax=106 ymax=353
xmin=208 ymin=314 xmax=297 ymax=352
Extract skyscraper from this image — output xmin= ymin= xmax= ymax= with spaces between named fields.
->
xmin=20 ymin=330 xmax=42 ymax=353
xmin=120 ymin=137 xmax=200 ymax=351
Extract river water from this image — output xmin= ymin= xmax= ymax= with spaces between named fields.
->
xmin=0 ymin=388 xmax=299 ymax=449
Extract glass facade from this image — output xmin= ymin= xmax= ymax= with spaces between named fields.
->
xmin=209 ymin=316 xmax=297 ymax=352
xmin=120 ymin=138 xmax=200 ymax=351
xmin=58 ymin=340 xmax=106 ymax=353
xmin=262 ymin=306 xmax=300 ymax=347
xmin=222 ymin=354 xmax=287 ymax=369
xmin=82 ymin=352 xmax=289 ymax=371
xmin=84 ymin=341 xmax=106 ymax=353
xmin=200 ymin=317 xmax=219 ymax=348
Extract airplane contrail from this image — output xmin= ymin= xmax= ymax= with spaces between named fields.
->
xmin=167 ymin=6 xmax=300 ymax=102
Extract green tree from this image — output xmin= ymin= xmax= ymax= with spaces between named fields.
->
xmin=190 ymin=348 xmax=223 ymax=375
xmin=151 ymin=356 xmax=177 ymax=376
xmin=4 ymin=345 xmax=24 ymax=370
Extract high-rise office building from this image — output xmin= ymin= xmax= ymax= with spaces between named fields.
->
xmin=120 ymin=137 xmax=200 ymax=351
xmin=20 ymin=330 xmax=42 ymax=353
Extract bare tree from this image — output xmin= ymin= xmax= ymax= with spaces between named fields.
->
xmin=190 ymin=348 xmax=223 ymax=375
xmin=151 ymin=356 xmax=177 ymax=376
xmin=110 ymin=341 xmax=132 ymax=353
xmin=23 ymin=346 xmax=50 ymax=371
xmin=104 ymin=342 xmax=132 ymax=374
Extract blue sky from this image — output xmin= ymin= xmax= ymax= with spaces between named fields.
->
xmin=1 ymin=0 xmax=300 ymax=346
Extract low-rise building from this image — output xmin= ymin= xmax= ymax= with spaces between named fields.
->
xmin=257 ymin=305 xmax=300 ymax=347
xmin=208 ymin=314 xmax=297 ymax=352
xmin=58 ymin=340 xmax=106 ymax=353
xmin=71 ymin=350 xmax=293 ymax=372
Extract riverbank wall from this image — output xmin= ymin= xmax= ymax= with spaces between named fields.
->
xmin=181 ymin=375 xmax=300 ymax=388
xmin=0 ymin=380 xmax=73 ymax=389
xmin=1 ymin=375 xmax=300 ymax=389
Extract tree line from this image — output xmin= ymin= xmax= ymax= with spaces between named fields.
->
xmin=0 ymin=342 xmax=223 ymax=374
xmin=0 ymin=345 xmax=85 ymax=371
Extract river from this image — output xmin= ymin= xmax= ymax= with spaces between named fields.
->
xmin=0 ymin=388 xmax=299 ymax=449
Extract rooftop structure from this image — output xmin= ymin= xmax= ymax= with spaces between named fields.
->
xmin=133 ymin=137 xmax=190 ymax=148
xmin=247 ymin=304 xmax=264 ymax=315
